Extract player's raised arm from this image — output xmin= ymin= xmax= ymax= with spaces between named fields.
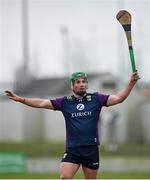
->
xmin=106 ymin=71 xmax=140 ymax=106
xmin=4 ymin=90 xmax=53 ymax=109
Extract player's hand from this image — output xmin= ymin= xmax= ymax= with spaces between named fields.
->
xmin=130 ymin=70 xmax=140 ymax=83
xmin=4 ymin=90 xmax=22 ymax=102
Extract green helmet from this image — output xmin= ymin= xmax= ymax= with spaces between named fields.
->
xmin=70 ymin=72 xmax=88 ymax=83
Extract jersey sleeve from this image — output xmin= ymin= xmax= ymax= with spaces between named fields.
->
xmin=96 ymin=92 xmax=110 ymax=106
xmin=50 ymin=97 xmax=64 ymax=111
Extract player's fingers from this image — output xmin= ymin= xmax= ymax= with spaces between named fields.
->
xmin=4 ymin=90 xmax=11 ymax=96
xmin=133 ymin=70 xmax=138 ymax=75
xmin=9 ymin=97 xmax=17 ymax=101
xmin=5 ymin=93 xmax=11 ymax=97
xmin=5 ymin=90 xmax=11 ymax=94
xmin=4 ymin=90 xmax=14 ymax=97
xmin=133 ymin=73 xmax=140 ymax=81
xmin=133 ymin=70 xmax=140 ymax=77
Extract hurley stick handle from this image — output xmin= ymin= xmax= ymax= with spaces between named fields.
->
xmin=129 ymin=47 xmax=138 ymax=80
xmin=129 ymin=47 xmax=136 ymax=72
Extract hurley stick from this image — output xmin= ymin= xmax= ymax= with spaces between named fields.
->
xmin=116 ymin=10 xmax=138 ymax=80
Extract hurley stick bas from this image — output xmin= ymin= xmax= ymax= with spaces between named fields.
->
xmin=116 ymin=10 xmax=138 ymax=80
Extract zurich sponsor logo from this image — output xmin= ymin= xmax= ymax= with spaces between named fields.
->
xmin=76 ymin=103 xmax=85 ymax=111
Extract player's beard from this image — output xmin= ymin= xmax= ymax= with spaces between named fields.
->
xmin=73 ymin=90 xmax=86 ymax=96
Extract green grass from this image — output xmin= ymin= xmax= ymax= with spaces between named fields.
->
xmin=0 ymin=171 xmax=150 ymax=179
xmin=0 ymin=142 xmax=64 ymax=157
xmin=0 ymin=142 xmax=150 ymax=158
xmin=1 ymin=143 xmax=150 ymax=179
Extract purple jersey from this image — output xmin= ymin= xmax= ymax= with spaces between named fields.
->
xmin=51 ymin=92 xmax=109 ymax=148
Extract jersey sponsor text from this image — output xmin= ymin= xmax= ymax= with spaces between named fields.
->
xmin=71 ymin=111 xmax=92 ymax=117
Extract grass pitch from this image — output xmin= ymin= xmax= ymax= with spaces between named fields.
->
xmin=0 ymin=171 xmax=150 ymax=179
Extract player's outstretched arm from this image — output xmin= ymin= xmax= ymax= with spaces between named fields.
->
xmin=107 ymin=70 xmax=140 ymax=106
xmin=4 ymin=90 xmax=54 ymax=109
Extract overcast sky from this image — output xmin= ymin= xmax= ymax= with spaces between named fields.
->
xmin=0 ymin=0 xmax=149 ymax=83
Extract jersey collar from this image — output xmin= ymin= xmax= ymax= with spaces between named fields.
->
xmin=73 ymin=93 xmax=87 ymax=101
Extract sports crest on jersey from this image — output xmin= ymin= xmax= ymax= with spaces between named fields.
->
xmin=86 ymin=95 xmax=92 ymax=101
xmin=67 ymin=96 xmax=73 ymax=101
